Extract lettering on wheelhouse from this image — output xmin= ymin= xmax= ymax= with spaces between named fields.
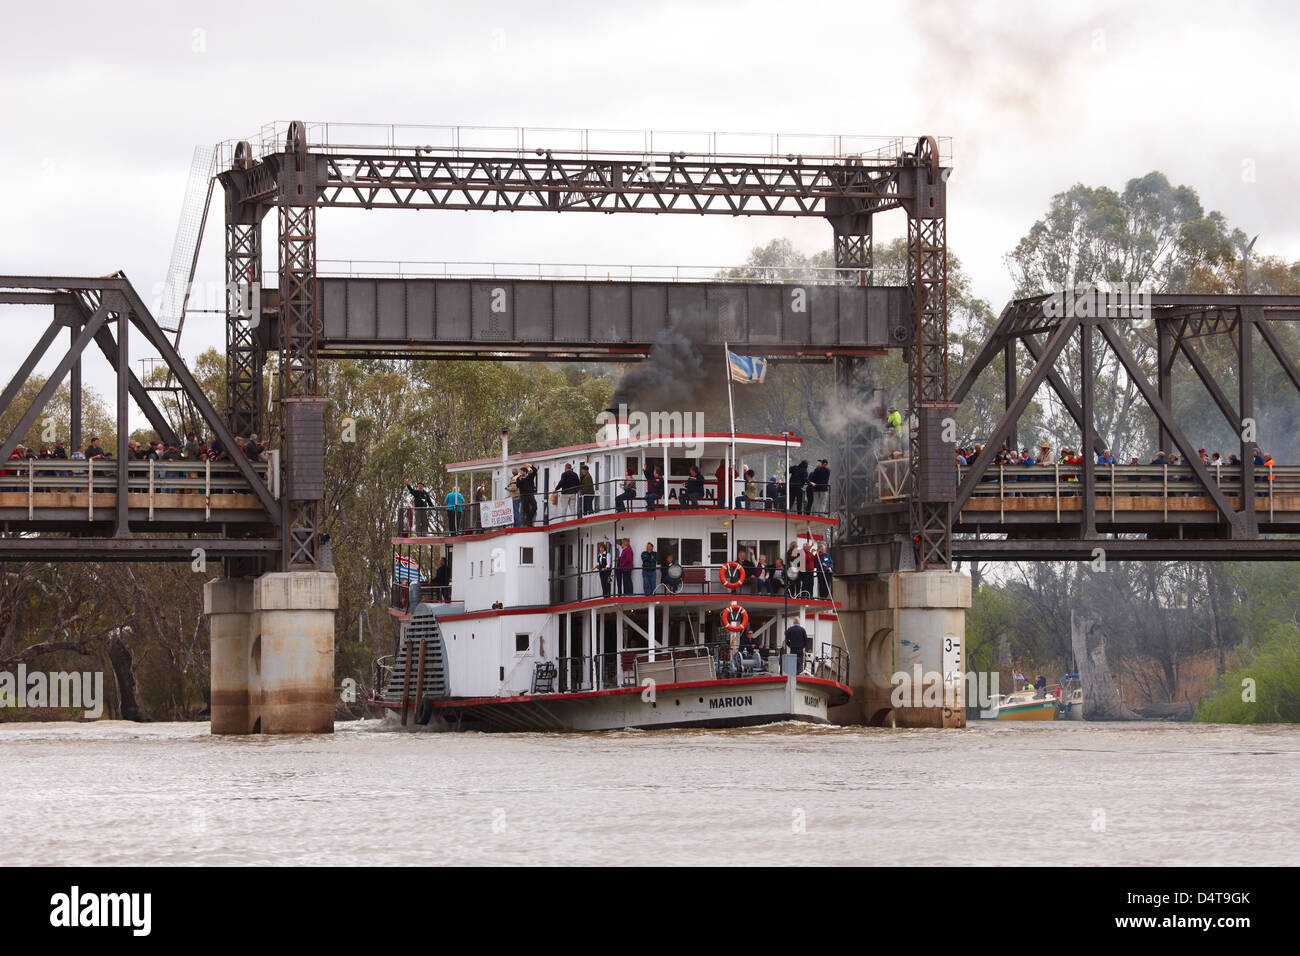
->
xmin=709 ymin=695 xmax=754 ymax=709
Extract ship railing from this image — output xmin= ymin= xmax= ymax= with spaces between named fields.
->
xmin=372 ymin=656 xmax=395 ymax=699
xmin=542 ymin=561 xmax=836 ymax=606
xmin=395 ymin=475 xmax=835 ymax=538
xmin=811 ymin=642 xmax=850 ymax=686
xmin=386 ymin=542 xmax=837 ymax=612
xmin=555 ymin=641 xmax=767 ymax=693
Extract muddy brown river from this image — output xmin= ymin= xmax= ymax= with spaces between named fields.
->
xmin=1 ymin=719 xmax=1295 ymax=865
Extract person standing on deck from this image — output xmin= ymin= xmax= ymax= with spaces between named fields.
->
xmin=579 ymin=464 xmax=596 ymax=516
xmin=517 ymin=464 xmax=538 ymax=526
xmin=554 ymin=463 xmax=580 ymax=519
xmin=433 ymin=557 xmax=451 ymax=602
xmin=640 ymin=541 xmax=658 ymax=595
xmin=816 ymin=543 xmax=834 ymax=599
xmin=595 ymin=541 xmax=612 ymax=598
xmin=784 ymin=620 xmax=809 ymax=674
xmin=444 ymin=486 xmax=465 ymax=534
xmin=617 ymin=538 xmax=635 ymax=596
xmin=808 ymin=459 xmax=831 ymax=515
xmin=800 ymin=540 xmax=816 ymax=598
xmin=506 ymin=469 xmax=522 ymax=526
xmin=789 ymin=460 xmax=809 ymax=515
xmin=405 ymin=480 xmax=434 ymax=536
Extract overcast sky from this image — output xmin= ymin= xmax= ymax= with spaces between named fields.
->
xmin=3 ymin=0 xmax=1297 ymax=428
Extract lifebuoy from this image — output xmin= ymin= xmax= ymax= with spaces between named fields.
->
xmin=720 ymin=561 xmax=746 ymax=589
xmin=722 ymin=602 xmax=749 ymax=633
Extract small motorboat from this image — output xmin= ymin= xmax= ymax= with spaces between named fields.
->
xmin=1057 ymin=673 xmax=1084 ymax=720
xmin=981 ymin=682 xmax=1060 ymax=721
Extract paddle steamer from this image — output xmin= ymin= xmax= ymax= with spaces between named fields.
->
xmin=369 ymin=422 xmax=851 ymax=731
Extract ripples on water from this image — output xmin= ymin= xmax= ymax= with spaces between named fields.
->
xmin=1 ymin=719 xmax=1296 ymax=866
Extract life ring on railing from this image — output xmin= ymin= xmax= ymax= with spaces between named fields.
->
xmin=720 ymin=561 xmax=746 ymax=589
xmin=722 ymin=602 xmax=749 ymax=633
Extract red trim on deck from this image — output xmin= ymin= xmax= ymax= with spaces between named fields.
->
xmin=434 ymin=592 xmax=841 ymax=623
xmin=371 ymin=674 xmax=852 ymax=710
xmin=391 ymin=601 xmax=840 ymax=625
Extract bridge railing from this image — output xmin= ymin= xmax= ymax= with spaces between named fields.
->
xmin=955 ymin=463 xmax=1300 ymax=520
xmin=315 ymin=258 xmax=905 ymax=286
xmin=0 ymin=457 xmax=278 ymax=520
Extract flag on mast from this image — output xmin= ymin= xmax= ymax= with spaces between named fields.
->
xmin=727 ymin=349 xmax=768 ymax=384
xmin=394 ymin=554 xmax=421 ymax=583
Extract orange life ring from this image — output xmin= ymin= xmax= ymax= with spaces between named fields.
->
xmin=722 ymin=602 xmax=749 ymax=633
xmin=720 ymin=561 xmax=746 ymax=590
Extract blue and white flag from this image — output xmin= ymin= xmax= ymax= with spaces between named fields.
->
xmin=727 ymin=350 xmax=768 ymax=384
xmin=394 ymin=554 xmax=421 ymax=584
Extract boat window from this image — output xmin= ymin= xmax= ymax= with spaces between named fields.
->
xmin=519 ymin=547 xmax=534 ymax=565
xmin=656 ymin=537 xmax=680 ymax=564
xmin=709 ymin=532 xmax=728 ymax=564
xmin=515 ymin=633 xmax=530 ymax=652
xmin=680 ymin=538 xmax=703 ymax=565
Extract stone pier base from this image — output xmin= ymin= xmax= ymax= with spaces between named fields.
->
xmin=830 ymin=569 xmax=971 ymax=729
xmin=204 ymin=571 xmax=338 ymax=735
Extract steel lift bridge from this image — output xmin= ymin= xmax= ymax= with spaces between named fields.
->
xmin=207 ymin=120 xmax=956 ymax=574
xmin=7 ymin=121 xmax=1300 ymax=575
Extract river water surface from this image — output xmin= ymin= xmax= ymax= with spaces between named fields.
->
xmin=2 ymin=719 xmax=1295 ymax=866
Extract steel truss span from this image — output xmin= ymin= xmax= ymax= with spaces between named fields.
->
xmin=0 ymin=275 xmax=279 ymax=562
xmin=215 ymin=121 xmax=955 ymax=572
xmin=946 ymin=293 xmax=1300 ymax=563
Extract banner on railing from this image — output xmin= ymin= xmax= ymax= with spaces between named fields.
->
xmin=481 ymin=498 xmax=515 ymax=528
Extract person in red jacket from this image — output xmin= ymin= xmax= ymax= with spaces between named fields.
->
xmin=616 ymin=538 xmax=635 ymax=596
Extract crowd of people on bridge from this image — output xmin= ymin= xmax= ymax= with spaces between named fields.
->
xmin=951 ymin=441 xmax=1280 ymax=497
xmin=3 ymin=431 xmax=272 ymax=468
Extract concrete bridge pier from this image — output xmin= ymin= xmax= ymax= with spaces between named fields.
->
xmin=204 ymin=571 xmax=338 ymax=734
xmin=831 ymin=569 xmax=971 ymax=728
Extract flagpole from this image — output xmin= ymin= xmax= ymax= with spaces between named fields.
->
xmin=724 ymin=342 xmax=736 ymax=560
